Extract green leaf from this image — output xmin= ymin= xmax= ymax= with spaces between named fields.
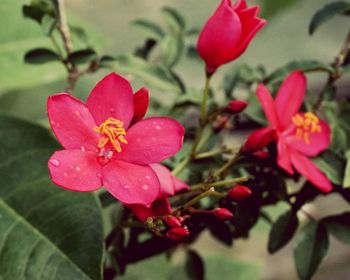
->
xmin=112 ymin=54 xmax=182 ymax=93
xmin=265 ymin=60 xmax=334 ymax=84
xmin=41 ymin=14 xmax=56 ymax=36
xmin=268 ymin=209 xmax=299 ymax=253
xmin=161 ymin=6 xmax=186 ymax=32
xmin=313 ymin=150 xmax=345 ymax=185
xmin=322 ymin=212 xmax=350 ymax=244
xmin=309 ymin=1 xmax=350 ymax=35
xmin=294 ymin=221 xmax=329 ymax=280
xmin=131 ymin=19 xmax=165 ymax=41
xmin=67 ymin=49 xmax=97 ymax=64
xmin=343 ymin=150 xmax=350 ymax=188
xmin=0 ymin=114 xmax=103 ymax=279
xmin=185 ymin=250 xmax=204 ymax=280
xmin=24 ymin=48 xmax=59 ymax=64
xmin=161 ymin=34 xmax=184 ymax=68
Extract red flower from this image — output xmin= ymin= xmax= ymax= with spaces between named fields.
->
xmin=256 ymin=71 xmax=332 ymax=192
xmin=48 ymin=73 xmax=185 ymax=206
xmin=197 ymin=0 xmax=266 ymax=74
xmin=127 ymin=164 xmax=190 ymax=221
xmin=227 ymin=185 xmax=252 ymax=201
xmin=226 ymin=100 xmax=248 ymax=113
xmin=213 ymin=208 xmax=233 ymax=220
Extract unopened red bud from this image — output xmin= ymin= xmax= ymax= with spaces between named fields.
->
xmin=226 ymin=100 xmax=248 ymax=113
xmin=167 ymin=227 xmax=190 ymax=241
xmin=228 ymin=185 xmax=252 ymax=201
xmin=164 ymin=216 xmax=182 ymax=228
xmin=213 ymin=208 xmax=233 ymax=220
xmin=243 ymin=127 xmax=275 ymax=153
xmin=253 ymin=150 xmax=270 ymax=159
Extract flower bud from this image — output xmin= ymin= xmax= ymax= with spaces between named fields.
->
xmin=253 ymin=150 xmax=270 ymax=159
xmin=243 ymin=127 xmax=275 ymax=153
xmin=213 ymin=208 xmax=233 ymax=220
xmin=226 ymin=100 xmax=248 ymax=113
xmin=227 ymin=185 xmax=252 ymax=201
xmin=166 ymin=227 xmax=190 ymax=241
xmin=164 ymin=216 xmax=182 ymax=228
xmin=197 ymin=0 xmax=266 ymax=74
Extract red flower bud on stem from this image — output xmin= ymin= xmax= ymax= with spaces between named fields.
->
xmin=243 ymin=127 xmax=276 ymax=153
xmin=167 ymin=227 xmax=190 ymax=241
xmin=226 ymin=100 xmax=248 ymax=113
xmin=227 ymin=185 xmax=252 ymax=201
xmin=213 ymin=208 xmax=233 ymax=220
xmin=164 ymin=216 xmax=182 ymax=228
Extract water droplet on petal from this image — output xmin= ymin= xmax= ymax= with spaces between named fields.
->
xmin=75 ymin=111 xmax=80 ymax=116
xmin=142 ymin=184 xmax=149 ymax=191
xmin=97 ymin=172 xmax=102 ymax=179
xmin=155 ymin=125 xmax=161 ymax=130
xmin=136 ymin=138 xmax=141 ymax=143
xmin=145 ymin=175 xmax=151 ymax=180
xmin=98 ymin=157 xmax=110 ymax=166
xmin=81 ymin=146 xmax=86 ymax=152
xmin=49 ymin=159 xmax=60 ymax=167
xmin=124 ymin=184 xmax=130 ymax=189
xmin=110 ymin=107 xmax=116 ymax=113
xmin=75 ymin=166 xmax=81 ymax=171
xmin=50 ymin=120 xmax=55 ymax=125
xmin=63 ymin=172 xmax=68 ymax=177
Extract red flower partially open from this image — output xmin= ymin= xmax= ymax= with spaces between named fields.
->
xmin=127 ymin=164 xmax=189 ymax=221
xmin=256 ymin=71 xmax=332 ymax=192
xmin=47 ymin=73 xmax=185 ymax=206
xmin=197 ymin=0 xmax=266 ymax=74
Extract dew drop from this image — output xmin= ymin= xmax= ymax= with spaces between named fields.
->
xmin=155 ymin=125 xmax=161 ymax=130
xmin=136 ymin=138 xmax=141 ymax=143
xmin=63 ymin=172 xmax=68 ymax=177
xmin=98 ymin=157 xmax=110 ymax=166
xmin=75 ymin=166 xmax=81 ymax=171
xmin=97 ymin=172 xmax=102 ymax=179
xmin=110 ymin=107 xmax=116 ymax=113
xmin=81 ymin=146 xmax=86 ymax=152
xmin=75 ymin=111 xmax=81 ymax=117
xmin=142 ymin=184 xmax=149 ymax=191
xmin=49 ymin=159 xmax=60 ymax=167
xmin=145 ymin=175 xmax=151 ymax=180
xmin=124 ymin=184 xmax=130 ymax=189
xmin=50 ymin=120 xmax=55 ymax=125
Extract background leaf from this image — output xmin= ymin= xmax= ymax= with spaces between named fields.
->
xmin=0 ymin=114 xmax=104 ymax=280
xmin=309 ymin=1 xmax=350 ymax=35
xmin=322 ymin=212 xmax=350 ymax=245
xmin=24 ymin=48 xmax=59 ymax=64
xmin=294 ymin=221 xmax=329 ymax=280
xmin=161 ymin=6 xmax=186 ymax=32
xmin=131 ymin=19 xmax=165 ymax=41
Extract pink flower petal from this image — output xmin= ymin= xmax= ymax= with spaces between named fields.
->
xmin=48 ymin=150 xmax=102 ymax=191
xmin=87 ymin=73 xmax=134 ymax=129
xmin=132 ymin=87 xmax=149 ymax=124
xmin=150 ymin=164 xmax=175 ymax=197
xmin=275 ymin=71 xmax=306 ymax=130
xmin=286 ymin=118 xmax=331 ymax=157
xmin=173 ymin=176 xmax=190 ymax=193
xmin=256 ymin=84 xmax=279 ymax=129
xmin=233 ymin=0 xmax=248 ymax=11
xmin=290 ymin=152 xmax=332 ymax=193
xmin=102 ymin=160 xmax=160 ymax=205
xmin=47 ymin=94 xmax=99 ymax=150
xmin=127 ymin=198 xmax=172 ymax=222
xmin=277 ymin=138 xmax=294 ymax=174
xmin=116 ymin=117 xmax=185 ymax=165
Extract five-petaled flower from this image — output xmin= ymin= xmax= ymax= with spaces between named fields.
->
xmin=47 ymin=73 xmax=185 ymax=206
xmin=256 ymin=71 xmax=332 ymax=192
xmin=197 ymin=0 xmax=266 ymax=74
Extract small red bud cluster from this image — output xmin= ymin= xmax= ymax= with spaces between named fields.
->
xmin=164 ymin=215 xmax=190 ymax=241
xmin=226 ymin=100 xmax=248 ymax=114
xmin=227 ymin=185 xmax=252 ymax=201
xmin=212 ymin=208 xmax=233 ymax=220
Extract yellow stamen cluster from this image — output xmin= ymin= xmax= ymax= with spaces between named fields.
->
xmin=94 ymin=118 xmax=127 ymax=152
xmin=292 ymin=112 xmax=321 ymax=144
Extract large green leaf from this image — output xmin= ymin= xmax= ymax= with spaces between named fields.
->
xmin=309 ymin=1 xmax=350 ymax=35
xmin=322 ymin=212 xmax=350 ymax=245
xmin=161 ymin=6 xmax=186 ymax=32
xmin=294 ymin=221 xmax=329 ymax=280
xmin=313 ymin=150 xmax=345 ymax=185
xmin=0 ymin=114 xmax=104 ymax=279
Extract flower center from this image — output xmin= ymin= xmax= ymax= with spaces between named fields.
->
xmin=94 ymin=118 xmax=127 ymax=152
xmin=292 ymin=112 xmax=321 ymax=144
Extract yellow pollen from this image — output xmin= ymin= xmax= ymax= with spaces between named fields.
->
xmin=94 ymin=118 xmax=127 ymax=152
xmin=292 ymin=112 xmax=321 ymax=144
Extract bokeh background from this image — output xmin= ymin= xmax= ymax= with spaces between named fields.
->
xmin=0 ymin=0 xmax=349 ymax=279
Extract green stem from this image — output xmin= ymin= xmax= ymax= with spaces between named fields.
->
xmin=180 ymin=188 xmax=214 ymax=211
xmin=171 ymin=157 xmax=190 ymax=176
xmin=194 ymin=146 xmax=240 ymax=160
xmin=212 ymin=148 xmax=242 ymax=178
xmin=190 ymin=176 xmax=248 ymax=192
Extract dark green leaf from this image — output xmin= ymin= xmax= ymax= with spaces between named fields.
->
xmin=313 ymin=150 xmax=345 ymax=185
xmin=161 ymin=6 xmax=186 ymax=32
xmin=268 ymin=209 xmax=299 ymax=253
xmin=309 ymin=1 xmax=350 ymax=35
xmin=322 ymin=212 xmax=350 ymax=244
xmin=0 ymin=114 xmax=103 ymax=280
xmin=265 ymin=60 xmax=334 ymax=84
xmin=186 ymin=250 xmax=204 ymax=280
xmin=161 ymin=34 xmax=184 ymax=68
xmin=294 ymin=221 xmax=329 ymax=280
xmin=22 ymin=5 xmax=45 ymax=22
xmin=112 ymin=54 xmax=182 ymax=93
xmin=99 ymin=55 xmax=116 ymax=68
xmin=67 ymin=49 xmax=97 ymax=64
xmin=343 ymin=151 xmax=350 ymax=188
xmin=41 ymin=14 xmax=57 ymax=36
xmin=24 ymin=48 xmax=59 ymax=64
xmin=131 ymin=19 xmax=165 ymax=41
